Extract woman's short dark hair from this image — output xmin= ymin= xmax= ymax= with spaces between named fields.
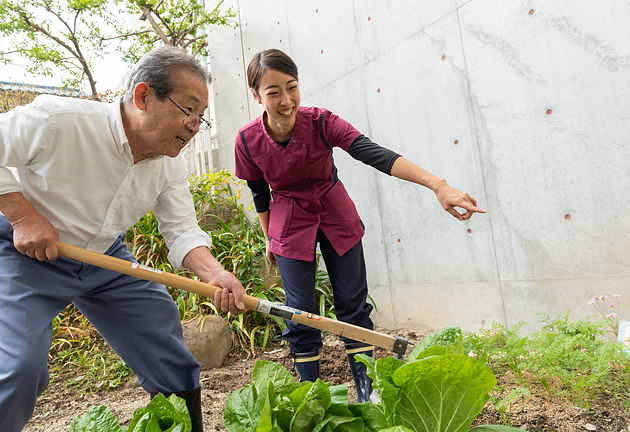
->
xmin=123 ymin=45 xmax=209 ymax=103
xmin=247 ymin=49 xmax=299 ymax=96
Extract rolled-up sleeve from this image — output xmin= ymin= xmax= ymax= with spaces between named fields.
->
xmin=153 ymin=158 xmax=212 ymax=269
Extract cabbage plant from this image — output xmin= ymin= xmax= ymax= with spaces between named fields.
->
xmin=68 ymin=393 xmax=191 ymax=432
xmin=224 ymin=326 xmax=524 ymax=431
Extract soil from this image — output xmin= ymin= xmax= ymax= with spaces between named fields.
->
xmin=23 ymin=329 xmax=630 ymax=432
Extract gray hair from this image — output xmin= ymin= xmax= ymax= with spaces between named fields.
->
xmin=122 ymin=45 xmax=209 ymax=103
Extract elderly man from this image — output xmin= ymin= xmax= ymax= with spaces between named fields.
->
xmin=0 ymin=45 xmax=246 ymax=432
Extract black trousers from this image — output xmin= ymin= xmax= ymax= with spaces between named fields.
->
xmin=276 ymin=229 xmax=374 ymax=353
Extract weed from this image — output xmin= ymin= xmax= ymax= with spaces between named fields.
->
xmin=489 ymin=386 xmax=531 ymax=426
xmin=465 ymin=311 xmax=630 ymax=412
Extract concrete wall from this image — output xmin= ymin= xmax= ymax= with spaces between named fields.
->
xmin=207 ymin=0 xmax=630 ymax=333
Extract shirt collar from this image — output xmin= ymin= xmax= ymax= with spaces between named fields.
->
xmin=258 ymin=107 xmax=304 ymax=147
xmin=109 ymin=98 xmax=130 ymax=154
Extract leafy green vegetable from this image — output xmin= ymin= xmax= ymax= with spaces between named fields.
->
xmin=69 ymin=405 xmax=123 ymax=432
xmin=225 ymin=327 xmax=524 ymax=432
xmin=391 ymin=354 xmax=496 ymax=431
xmin=224 ymin=360 xmax=374 ymax=431
xmin=357 ymin=326 xmax=523 ymax=432
xmin=379 ymin=427 xmax=415 ymax=432
xmin=68 ymin=394 xmax=190 ymax=432
xmin=347 ymin=403 xmax=389 ymax=431
xmin=406 ymin=326 xmax=463 ymax=362
xmin=126 ymin=393 xmax=191 ymax=432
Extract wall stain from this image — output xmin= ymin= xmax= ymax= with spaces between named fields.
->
xmin=545 ymin=16 xmax=630 ymax=72
xmin=465 ymin=27 xmax=547 ymax=85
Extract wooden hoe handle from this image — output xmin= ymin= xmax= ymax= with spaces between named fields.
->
xmin=56 ymin=241 xmax=410 ymax=357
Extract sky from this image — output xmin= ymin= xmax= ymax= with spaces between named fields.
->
xmin=1 ymin=53 xmax=129 ymax=92
xmin=0 ymin=6 xmax=140 ymax=93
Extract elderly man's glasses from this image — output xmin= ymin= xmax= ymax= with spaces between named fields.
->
xmin=152 ymin=86 xmax=211 ymax=132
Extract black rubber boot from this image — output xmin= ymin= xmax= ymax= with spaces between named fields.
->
xmin=292 ymin=350 xmax=321 ymax=382
xmin=150 ymin=387 xmax=203 ymax=432
xmin=345 ymin=342 xmax=374 ymax=403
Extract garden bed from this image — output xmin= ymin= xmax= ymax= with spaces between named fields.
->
xmin=23 ymin=328 xmax=630 ymax=432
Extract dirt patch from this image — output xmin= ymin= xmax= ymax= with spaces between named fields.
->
xmin=24 ymin=328 xmax=630 ymax=432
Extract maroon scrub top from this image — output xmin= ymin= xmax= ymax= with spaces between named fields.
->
xmin=235 ymin=106 xmax=365 ymax=261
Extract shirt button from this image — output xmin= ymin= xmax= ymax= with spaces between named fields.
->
xmin=302 ymin=144 xmax=307 ymax=148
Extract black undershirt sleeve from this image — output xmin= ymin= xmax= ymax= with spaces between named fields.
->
xmin=247 ymin=178 xmax=271 ymax=213
xmin=247 ymin=136 xmax=398 ymax=212
xmin=347 ymin=134 xmax=402 ymax=175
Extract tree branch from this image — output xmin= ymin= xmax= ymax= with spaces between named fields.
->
xmin=101 ymin=29 xmax=153 ymax=42
xmin=21 ymin=13 xmax=80 ymax=59
xmin=141 ymin=6 xmax=172 ymax=45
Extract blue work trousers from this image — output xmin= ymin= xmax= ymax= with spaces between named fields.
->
xmin=0 ymin=217 xmax=199 ymax=432
xmin=276 ymin=229 xmax=374 ymax=353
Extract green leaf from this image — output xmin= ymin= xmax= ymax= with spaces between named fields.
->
xmin=69 ymin=405 xmax=123 ymax=432
xmin=357 ymin=354 xmax=403 ymax=425
xmin=254 ymin=382 xmax=274 ymax=432
xmin=328 ymin=384 xmax=349 ymax=404
xmin=378 ymin=427 xmax=415 ymax=432
xmin=313 ymin=414 xmax=364 ymax=432
xmin=224 ymin=384 xmax=262 ymax=432
xmin=391 ymin=354 xmax=496 ymax=432
xmin=167 ymin=394 xmax=192 ymax=432
xmin=126 ymin=393 xmax=190 ymax=432
xmin=285 ymin=382 xmax=314 ymax=407
xmin=347 ymin=403 xmax=388 ymax=431
xmin=251 ymin=360 xmax=300 ymax=395
xmin=274 ymin=396 xmax=296 ymax=430
xmin=407 ymin=327 xmax=464 ymax=362
xmin=290 ymin=380 xmax=332 ymax=432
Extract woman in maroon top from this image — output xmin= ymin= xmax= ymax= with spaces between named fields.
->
xmin=235 ymin=49 xmax=485 ymax=402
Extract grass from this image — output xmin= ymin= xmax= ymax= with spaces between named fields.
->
xmin=49 ymin=307 xmax=133 ymax=395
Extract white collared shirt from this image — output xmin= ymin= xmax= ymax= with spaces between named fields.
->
xmin=0 ymin=95 xmax=211 ymax=269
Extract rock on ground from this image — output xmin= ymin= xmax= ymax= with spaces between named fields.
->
xmin=183 ymin=315 xmax=233 ymax=370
